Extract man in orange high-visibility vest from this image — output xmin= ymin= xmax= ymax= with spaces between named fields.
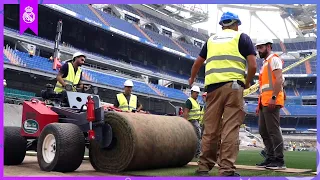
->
xmin=255 ymin=38 xmax=286 ymax=170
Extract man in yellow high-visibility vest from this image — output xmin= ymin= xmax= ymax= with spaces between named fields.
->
xmin=54 ymin=52 xmax=86 ymax=93
xmin=114 ymin=79 xmax=143 ymax=112
xmin=183 ymin=85 xmax=202 ymax=158
xmin=189 ymin=11 xmax=257 ymax=176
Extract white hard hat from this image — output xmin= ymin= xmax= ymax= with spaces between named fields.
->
xmin=124 ymin=80 xmax=134 ymax=87
xmin=191 ymin=86 xmax=200 ymax=93
xmin=3 ymin=79 xmax=7 ymax=86
xmin=255 ymin=38 xmax=273 ymax=46
xmin=72 ymin=52 xmax=86 ymax=60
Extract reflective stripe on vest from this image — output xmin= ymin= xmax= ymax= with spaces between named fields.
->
xmin=205 ymin=29 xmax=247 ymax=86
xmin=188 ymin=97 xmax=201 ymax=120
xmin=259 ymin=54 xmax=284 ymax=107
xmin=117 ymin=93 xmax=137 ymax=112
xmin=54 ymin=62 xmax=82 ymax=93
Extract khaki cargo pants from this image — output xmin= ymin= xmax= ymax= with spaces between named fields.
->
xmin=197 ymin=82 xmax=245 ymax=176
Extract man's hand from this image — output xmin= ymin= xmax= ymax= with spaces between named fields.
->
xmin=268 ymin=98 xmax=276 ymax=110
xmin=255 ymin=106 xmax=259 ymax=116
xmin=84 ymin=84 xmax=91 ymax=91
xmin=189 ymin=78 xmax=195 ymax=87
xmin=190 ymin=56 xmax=206 ymax=87
xmin=245 ymin=82 xmax=251 ymax=89
xmin=245 ymin=54 xmax=257 ymax=89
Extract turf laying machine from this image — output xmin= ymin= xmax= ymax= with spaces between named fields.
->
xmin=4 ymin=83 xmax=198 ymax=173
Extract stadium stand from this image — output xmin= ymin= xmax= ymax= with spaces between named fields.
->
xmin=11 ymin=50 xmax=160 ymax=96
xmin=4 ymin=87 xmax=36 ymax=100
xmin=96 ymin=8 xmax=146 ymax=39
xmin=4 ymin=25 xmax=317 ymax=103
xmin=154 ymin=84 xmax=188 ymax=100
xmin=3 ymin=4 xmax=317 ymax=127
xmin=284 ymin=41 xmax=317 ymax=51
xmin=285 ymin=105 xmax=317 ymax=116
xmin=57 ymin=4 xmax=104 ymax=26
xmin=114 ymin=4 xmax=209 ymax=41
xmin=142 ymin=28 xmax=183 ymax=52
xmin=4 ymin=54 xmax=10 ymax=63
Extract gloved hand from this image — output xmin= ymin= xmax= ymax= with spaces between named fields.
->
xmin=64 ymin=84 xmax=73 ymax=91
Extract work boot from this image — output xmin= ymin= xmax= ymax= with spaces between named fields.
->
xmin=195 ymin=170 xmax=209 ymax=176
xmin=226 ymin=172 xmax=241 ymax=176
xmin=256 ymin=158 xmax=273 ymax=168
xmin=265 ymin=162 xmax=286 ymax=170
xmin=221 ymin=171 xmax=241 ymax=176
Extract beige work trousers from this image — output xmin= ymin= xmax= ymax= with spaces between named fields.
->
xmin=197 ymin=82 xmax=245 ymax=176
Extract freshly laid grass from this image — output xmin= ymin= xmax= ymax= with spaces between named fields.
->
xmin=125 ymin=150 xmax=316 ymax=177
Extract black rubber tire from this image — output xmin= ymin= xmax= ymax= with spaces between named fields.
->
xmin=37 ymin=123 xmax=85 ymax=172
xmin=4 ymin=126 xmax=27 ymax=165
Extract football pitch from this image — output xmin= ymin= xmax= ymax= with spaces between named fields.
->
xmin=123 ymin=150 xmax=317 ymax=177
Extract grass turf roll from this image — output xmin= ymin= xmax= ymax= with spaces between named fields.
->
xmin=89 ymin=111 xmax=197 ymax=172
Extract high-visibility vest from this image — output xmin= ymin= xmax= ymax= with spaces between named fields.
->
xmin=187 ymin=97 xmax=201 ymax=121
xmin=205 ymin=29 xmax=247 ymax=87
xmin=258 ymin=54 xmax=284 ymax=107
xmin=116 ymin=93 xmax=137 ymax=112
xmin=199 ymin=105 xmax=206 ymax=124
xmin=54 ymin=62 xmax=82 ymax=93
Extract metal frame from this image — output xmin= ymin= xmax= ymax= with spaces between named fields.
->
xmin=23 ymin=89 xmax=114 ymax=150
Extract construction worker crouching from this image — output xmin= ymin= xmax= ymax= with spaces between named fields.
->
xmin=114 ymin=79 xmax=143 ymax=112
xmin=255 ymin=38 xmax=286 ymax=170
xmin=189 ymin=11 xmax=257 ymax=176
xmin=183 ymin=85 xmax=202 ymax=158
xmin=54 ymin=52 xmax=86 ymax=93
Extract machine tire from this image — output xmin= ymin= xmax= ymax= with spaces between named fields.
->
xmin=37 ymin=123 xmax=85 ymax=172
xmin=4 ymin=126 xmax=27 ymax=165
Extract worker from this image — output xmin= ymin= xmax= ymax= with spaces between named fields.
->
xmin=183 ymin=85 xmax=202 ymax=158
xmin=114 ymin=79 xmax=143 ymax=112
xmin=255 ymin=38 xmax=286 ymax=170
xmin=189 ymin=11 xmax=257 ymax=177
xmin=54 ymin=52 xmax=86 ymax=93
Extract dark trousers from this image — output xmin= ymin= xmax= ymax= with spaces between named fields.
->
xmin=258 ymin=106 xmax=284 ymax=164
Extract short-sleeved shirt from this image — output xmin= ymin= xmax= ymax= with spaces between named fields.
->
xmin=185 ymin=99 xmax=192 ymax=110
xmin=114 ymin=93 xmax=141 ymax=108
xmin=199 ymin=33 xmax=257 ymax=93
xmin=59 ymin=62 xmax=83 ymax=80
xmin=264 ymin=54 xmax=285 ymax=84
xmin=265 ymin=54 xmax=283 ymax=71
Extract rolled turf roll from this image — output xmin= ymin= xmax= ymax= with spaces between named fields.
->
xmin=89 ymin=111 xmax=198 ymax=172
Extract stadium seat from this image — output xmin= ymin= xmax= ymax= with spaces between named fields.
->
xmin=8 ymin=50 xmax=159 ymax=96
xmin=153 ymin=84 xmax=188 ymax=101
xmin=285 ymin=105 xmax=317 ymax=116
xmin=142 ymin=28 xmax=183 ymax=52
xmin=4 ymin=87 xmax=36 ymax=100
xmin=95 ymin=8 xmax=145 ymax=39
xmin=57 ymin=4 xmax=103 ymax=26
xmin=177 ymin=41 xmax=202 ymax=57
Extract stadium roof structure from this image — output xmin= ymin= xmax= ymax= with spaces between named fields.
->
xmin=217 ymin=4 xmax=317 ymax=38
xmin=139 ymin=4 xmax=209 ymax=25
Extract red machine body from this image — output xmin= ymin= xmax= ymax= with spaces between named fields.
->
xmin=20 ymin=99 xmax=59 ymax=137
xmin=86 ymin=96 xmax=96 ymax=140
xmin=86 ymin=96 xmax=95 ymax=122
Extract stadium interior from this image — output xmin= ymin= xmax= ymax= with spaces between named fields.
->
xmin=3 ymin=4 xmax=317 ymax=137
